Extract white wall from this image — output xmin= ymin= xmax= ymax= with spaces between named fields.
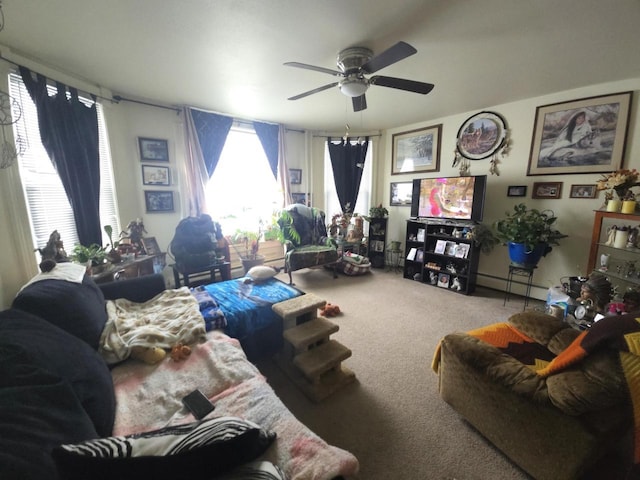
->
xmin=379 ymin=79 xmax=640 ymax=300
xmin=0 ymin=51 xmax=637 ymax=306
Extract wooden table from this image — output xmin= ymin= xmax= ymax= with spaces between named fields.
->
xmin=171 ymin=261 xmax=231 ymax=287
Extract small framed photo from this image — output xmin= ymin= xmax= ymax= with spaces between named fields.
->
xmin=144 ymin=190 xmax=174 ymax=212
xmin=434 ymin=240 xmax=446 ymax=254
xmin=532 ymin=182 xmax=562 ymax=199
xmin=570 ymin=184 xmax=597 ymax=199
xmin=437 ymin=273 xmax=450 ymax=288
xmin=141 ymin=165 xmax=170 ymax=186
xmin=507 ymin=185 xmax=527 ymax=197
xmin=138 ymin=137 xmax=169 ymax=162
xmin=289 ymin=168 xmax=302 ymax=184
xmin=390 ymin=181 xmax=413 ymax=206
xmin=141 ymin=236 xmax=161 ymax=255
xmin=415 ymin=249 xmax=424 ymax=262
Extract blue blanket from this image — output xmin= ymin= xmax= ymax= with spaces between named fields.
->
xmin=200 ymin=278 xmax=302 ymax=340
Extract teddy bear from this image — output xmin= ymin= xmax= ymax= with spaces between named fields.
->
xmin=320 ymin=303 xmax=341 ymax=317
xmin=130 ymin=346 xmax=167 ymax=364
xmin=170 ymin=343 xmax=192 ymax=362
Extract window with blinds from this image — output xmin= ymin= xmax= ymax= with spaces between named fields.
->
xmin=8 ymin=72 xmax=120 ymax=255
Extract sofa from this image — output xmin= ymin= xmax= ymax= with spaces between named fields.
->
xmin=433 ymin=310 xmax=638 ymax=480
xmin=1 ymin=266 xmax=359 ymax=479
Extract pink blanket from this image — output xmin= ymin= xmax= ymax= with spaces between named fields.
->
xmin=111 ymin=331 xmax=359 ymax=480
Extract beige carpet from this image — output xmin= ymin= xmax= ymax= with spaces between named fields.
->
xmin=257 ymin=268 xmax=540 ymax=480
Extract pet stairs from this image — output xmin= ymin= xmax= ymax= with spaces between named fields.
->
xmin=272 ymin=295 xmax=355 ymax=402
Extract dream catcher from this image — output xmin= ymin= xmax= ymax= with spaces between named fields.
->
xmin=0 ymin=89 xmax=24 ymax=169
xmin=452 ymin=111 xmax=509 ymax=176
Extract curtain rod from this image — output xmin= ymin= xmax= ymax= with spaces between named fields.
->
xmin=112 ymin=95 xmax=181 ymax=114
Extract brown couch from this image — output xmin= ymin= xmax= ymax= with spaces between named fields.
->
xmin=433 ymin=311 xmax=636 ymax=480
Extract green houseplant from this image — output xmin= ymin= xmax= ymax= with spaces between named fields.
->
xmin=494 ymin=203 xmax=567 ymax=266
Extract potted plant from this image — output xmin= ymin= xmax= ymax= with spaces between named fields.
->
xmin=71 ymin=243 xmax=108 ymax=273
xmin=229 ymin=224 xmax=265 ymax=273
xmin=493 ymin=203 xmax=568 ymax=267
xmin=103 ymin=224 xmax=122 ymax=263
xmin=364 ymin=204 xmax=389 ymax=221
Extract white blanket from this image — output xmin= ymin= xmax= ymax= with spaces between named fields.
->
xmin=99 ymin=287 xmax=206 ymax=364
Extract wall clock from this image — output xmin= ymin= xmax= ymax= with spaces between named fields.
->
xmin=453 ymin=111 xmax=508 ymax=175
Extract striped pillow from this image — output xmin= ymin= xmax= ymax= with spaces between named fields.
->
xmin=53 ymin=416 xmax=276 ymax=480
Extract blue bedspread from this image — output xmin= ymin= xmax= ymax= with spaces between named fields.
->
xmin=200 ymin=278 xmax=302 ymax=340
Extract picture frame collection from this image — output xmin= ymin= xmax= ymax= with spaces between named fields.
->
xmin=138 ymin=137 xmax=174 ymax=213
xmin=388 ymin=90 xmax=633 ymax=204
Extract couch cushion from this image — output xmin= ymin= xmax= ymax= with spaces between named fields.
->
xmin=0 ymin=309 xmax=112 ymax=480
xmin=0 ymin=308 xmax=115 ymax=437
xmin=53 ymin=416 xmax=276 ymax=480
xmin=12 ymin=275 xmax=107 ymax=349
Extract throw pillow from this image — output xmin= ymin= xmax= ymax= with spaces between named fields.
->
xmin=12 ymin=275 xmax=108 ymax=349
xmin=53 ymin=416 xmax=276 ymax=480
xmin=0 ymin=308 xmax=116 ymax=437
xmin=246 ymin=265 xmax=279 ymax=282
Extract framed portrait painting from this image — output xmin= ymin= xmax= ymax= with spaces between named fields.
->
xmin=527 ymin=91 xmax=632 ymax=175
xmin=391 ymin=124 xmax=442 ymax=175
xmin=138 ymin=137 xmax=169 ymax=162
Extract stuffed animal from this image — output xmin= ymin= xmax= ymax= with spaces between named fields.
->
xmin=320 ymin=303 xmax=341 ymax=317
xmin=170 ymin=343 xmax=192 ymax=362
xmin=130 ymin=346 xmax=166 ymax=364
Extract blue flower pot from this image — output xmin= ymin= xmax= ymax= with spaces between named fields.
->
xmin=508 ymin=242 xmax=550 ymax=268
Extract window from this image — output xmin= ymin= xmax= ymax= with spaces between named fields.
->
xmin=324 ymin=139 xmax=372 ymax=219
xmin=205 ymin=124 xmax=282 ymax=239
xmin=9 ymin=72 xmax=120 ymax=257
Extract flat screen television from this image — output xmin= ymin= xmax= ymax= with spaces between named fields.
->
xmin=410 ymin=175 xmax=487 ymax=222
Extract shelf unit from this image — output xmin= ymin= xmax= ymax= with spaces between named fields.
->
xmin=403 ymin=218 xmax=479 ymax=295
xmin=587 ymin=210 xmax=640 ymax=298
xmin=367 ymin=218 xmax=387 ymax=268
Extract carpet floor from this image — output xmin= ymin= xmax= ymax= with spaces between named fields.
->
xmin=256 ymin=268 xmax=544 ymax=480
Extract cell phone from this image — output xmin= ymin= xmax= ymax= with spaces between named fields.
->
xmin=182 ymin=389 xmax=215 ymax=420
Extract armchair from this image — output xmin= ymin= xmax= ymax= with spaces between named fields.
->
xmin=278 ymin=204 xmax=339 ymax=284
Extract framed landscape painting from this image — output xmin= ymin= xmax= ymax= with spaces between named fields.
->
xmin=390 ymin=182 xmax=413 ymax=206
xmin=527 ymin=91 xmax=632 ymax=175
xmin=391 ymin=124 xmax=442 ymax=175
xmin=138 ymin=137 xmax=169 ymax=162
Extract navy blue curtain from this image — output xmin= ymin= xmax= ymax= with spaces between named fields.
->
xmin=19 ymin=66 xmax=101 ymax=246
xmin=327 ymin=137 xmax=369 ymax=212
xmin=190 ymin=108 xmax=233 ymax=177
xmin=253 ymin=121 xmax=279 ymax=178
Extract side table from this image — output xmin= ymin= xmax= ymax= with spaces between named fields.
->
xmin=172 ymin=261 xmax=231 ymax=288
xmin=385 ymin=248 xmax=404 ymax=273
xmin=503 ymin=264 xmax=536 ymax=310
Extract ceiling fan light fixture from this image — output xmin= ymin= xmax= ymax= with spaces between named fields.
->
xmin=339 ymin=77 xmax=368 ymax=97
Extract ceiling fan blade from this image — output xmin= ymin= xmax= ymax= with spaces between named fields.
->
xmin=352 ymin=94 xmax=367 ymax=112
xmin=370 ymin=75 xmax=434 ymax=95
xmin=361 ymin=41 xmax=417 ymax=74
xmin=287 ymin=82 xmax=339 ymax=101
xmin=284 ymin=62 xmax=343 ymax=76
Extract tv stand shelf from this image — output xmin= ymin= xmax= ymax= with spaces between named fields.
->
xmin=403 ymin=218 xmax=479 ymax=295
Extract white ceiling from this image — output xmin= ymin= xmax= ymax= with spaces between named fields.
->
xmin=2 ymin=0 xmax=640 ymax=132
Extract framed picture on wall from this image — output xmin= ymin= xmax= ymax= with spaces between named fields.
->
xmin=527 ymin=91 xmax=632 ymax=175
xmin=144 ymin=190 xmax=174 ymax=212
xmin=391 ymin=124 xmax=442 ymax=175
xmin=532 ymin=182 xmax=562 ymax=199
xmin=291 ymin=192 xmax=311 ymax=206
xmin=507 ymin=185 xmax=527 ymax=197
xmin=289 ymin=168 xmax=302 ymax=184
xmin=138 ymin=137 xmax=169 ymax=162
xmin=569 ymin=184 xmax=597 ymax=198
xmin=141 ymin=165 xmax=170 ymax=186
xmin=390 ymin=181 xmax=413 ymax=206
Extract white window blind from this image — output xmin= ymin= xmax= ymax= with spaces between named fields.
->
xmin=9 ymin=72 xmax=120 ymax=255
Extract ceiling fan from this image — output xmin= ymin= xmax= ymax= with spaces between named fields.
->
xmin=284 ymin=41 xmax=434 ymax=112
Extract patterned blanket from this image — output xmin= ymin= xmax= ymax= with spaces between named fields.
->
xmin=99 ymin=287 xmax=207 ymax=364
xmin=464 ymin=316 xmax=640 ymax=464
xmin=111 ymin=331 xmax=359 ymax=479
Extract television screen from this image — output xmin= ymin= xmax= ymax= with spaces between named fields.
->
xmin=410 ymin=175 xmax=486 ymax=222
